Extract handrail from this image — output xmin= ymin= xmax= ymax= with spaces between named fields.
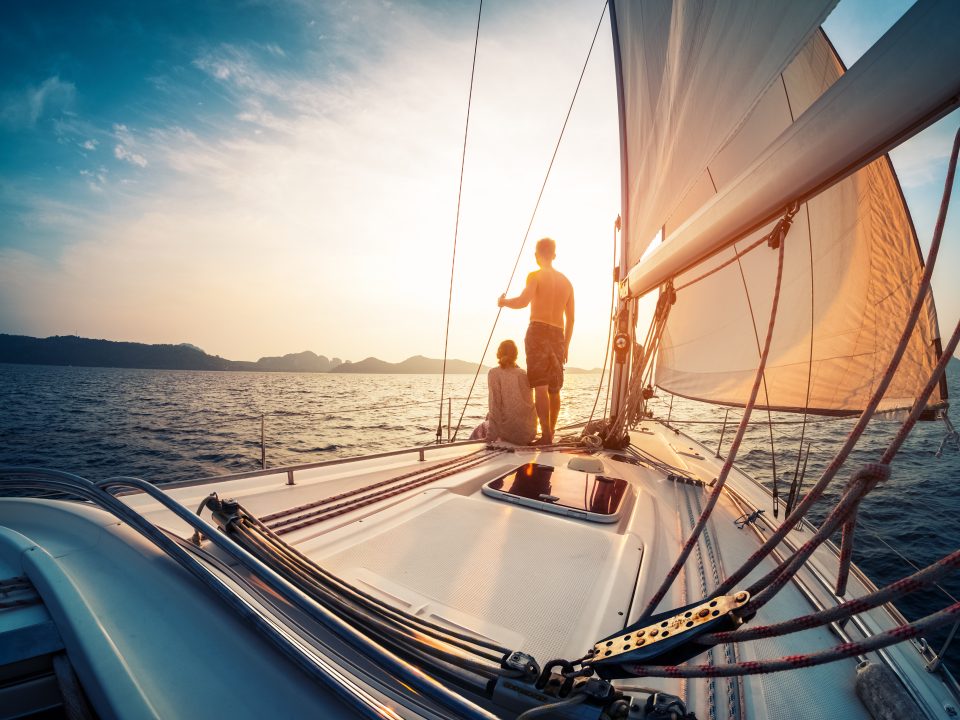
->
xmin=0 ymin=467 xmax=499 ymax=720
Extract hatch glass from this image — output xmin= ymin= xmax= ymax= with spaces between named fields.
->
xmin=482 ymin=462 xmax=628 ymax=523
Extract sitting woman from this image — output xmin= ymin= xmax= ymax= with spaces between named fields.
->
xmin=471 ymin=339 xmax=537 ymax=445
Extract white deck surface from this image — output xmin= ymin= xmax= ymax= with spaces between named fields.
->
xmin=4 ymin=427 xmax=957 ymax=719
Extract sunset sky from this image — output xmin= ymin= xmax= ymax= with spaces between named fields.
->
xmin=1 ymin=0 xmax=957 ymax=370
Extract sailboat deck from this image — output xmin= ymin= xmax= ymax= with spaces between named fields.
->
xmin=78 ymin=425 xmax=960 ymax=717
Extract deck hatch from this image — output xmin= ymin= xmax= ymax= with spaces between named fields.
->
xmin=482 ymin=463 xmax=628 ymax=523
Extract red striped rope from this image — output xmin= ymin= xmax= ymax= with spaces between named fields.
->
xmin=701 ymin=548 xmax=960 ymax=644
xmin=622 ymin=602 xmax=960 ymax=678
xmin=272 ymin=451 xmax=502 ymax=535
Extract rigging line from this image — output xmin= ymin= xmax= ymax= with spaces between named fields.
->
xmin=622 ymin=601 xmax=960 ymax=679
xmin=438 ymin=0 xmax=483 ymax=444
xmin=786 ymin=203 xmax=816 ymax=517
xmin=699 ymin=547 xmax=960 ymax=645
xmin=674 ymin=232 xmax=769 ymax=292
xmin=746 ymin=311 xmax=960 ymax=610
xmin=450 ymin=0 xmax=610 ymax=441
xmin=714 ymin=123 xmax=960 ymax=597
xmin=733 ymin=237 xmax=780 ymax=517
xmin=638 ymin=232 xmax=788 ymax=620
xmin=856 ymin=521 xmax=959 ymax=604
xmin=586 ymin=217 xmax=619 ymax=429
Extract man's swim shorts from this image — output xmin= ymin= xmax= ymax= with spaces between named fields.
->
xmin=524 ymin=321 xmax=564 ymax=393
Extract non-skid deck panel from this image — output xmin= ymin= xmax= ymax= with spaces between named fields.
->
xmin=315 ymin=492 xmax=640 ymax=662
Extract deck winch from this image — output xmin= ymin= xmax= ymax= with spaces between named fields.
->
xmin=589 ymin=593 xmax=751 ymax=679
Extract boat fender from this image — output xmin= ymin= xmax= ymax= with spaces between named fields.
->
xmin=854 ymin=661 xmax=925 ymax=720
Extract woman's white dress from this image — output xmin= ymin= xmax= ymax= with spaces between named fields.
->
xmin=486 ymin=366 xmax=537 ymax=444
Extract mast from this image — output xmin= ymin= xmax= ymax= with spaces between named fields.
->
xmin=607 ymin=0 xmax=633 ymax=422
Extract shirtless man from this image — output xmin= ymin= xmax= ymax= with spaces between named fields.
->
xmin=498 ymin=237 xmax=574 ymax=445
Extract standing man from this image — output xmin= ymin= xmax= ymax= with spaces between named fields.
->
xmin=498 ymin=237 xmax=574 ymax=445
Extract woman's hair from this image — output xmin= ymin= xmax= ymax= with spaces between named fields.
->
xmin=496 ymin=339 xmax=518 ymax=368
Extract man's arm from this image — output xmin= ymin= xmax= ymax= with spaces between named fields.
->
xmin=563 ymin=287 xmax=575 ymax=364
xmin=498 ymin=272 xmax=536 ymax=309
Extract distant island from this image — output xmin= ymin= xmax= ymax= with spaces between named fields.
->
xmin=0 ymin=334 xmax=602 ymax=374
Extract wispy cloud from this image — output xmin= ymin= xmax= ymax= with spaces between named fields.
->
xmin=0 ymin=0 xmax=620 ymax=366
xmin=889 ymin=111 xmax=960 ymax=188
xmin=0 ymin=75 xmax=76 ymax=130
xmin=79 ymin=167 xmax=108 ymax=193
xmin=81 ymin=139 xmax=99 ymax=151
xmin=112 ymin=123 xmax=148 ymax=167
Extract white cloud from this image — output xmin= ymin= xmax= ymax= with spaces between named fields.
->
xmin=114 ymin=144 xmax=148 ymax=167
xmin=889 ymin=110 xmax=960 ymax=188
xmin=112 ymin=123 xmax=149 ymax=167
xmin=1 ymin=0 xmax=620 ymax=368
xmin=193 ymin=45 xmax=285 ymax=98
xmin=0 ymin=75 xmax=76 ymax=129
xmin=79 ymin=167 xmax=108 ymax=193
xmin=81 ymin=139 xmax=99 ymax=150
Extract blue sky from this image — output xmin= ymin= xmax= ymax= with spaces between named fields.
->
xmin=0 ymin=0 xmax=957 ymax=367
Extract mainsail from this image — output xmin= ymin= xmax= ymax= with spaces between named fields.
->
xmin=611 ymin=0 xmax=955 ymax=416
xmin=612 ymin=0 xmax=838 ymax=269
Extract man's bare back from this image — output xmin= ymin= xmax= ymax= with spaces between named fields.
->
xmin=528 ymin=267 xmax=573 ymax=329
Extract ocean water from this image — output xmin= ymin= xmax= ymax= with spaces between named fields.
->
xmin=1 ymin=362 xmax=957 ymax=677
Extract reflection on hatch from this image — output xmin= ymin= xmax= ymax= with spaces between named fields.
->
xmin=482 ymin=463 xmax=629 ymax=523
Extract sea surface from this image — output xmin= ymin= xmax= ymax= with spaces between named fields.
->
xmin=1 ymin=362 xmax=958 ymax=677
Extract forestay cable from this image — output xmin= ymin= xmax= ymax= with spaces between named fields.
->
xmin=451 ymin=0 xmax=609 ymax=441
xmin=438 ymin=0 xmax=483 ymax=444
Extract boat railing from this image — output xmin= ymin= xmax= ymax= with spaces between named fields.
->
xmin=141 ymin=436 xmax=489 ymax=494
xmin=159 ymin=395 xmax=487 ymax=470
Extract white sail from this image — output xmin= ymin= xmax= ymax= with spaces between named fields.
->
xmin=653 ymin=30 xmax=945 ymax=415
xmin=623 ymin=0 xmax=960 ymax=298
xmin=611 ymin=0 xmax=837 ymax=269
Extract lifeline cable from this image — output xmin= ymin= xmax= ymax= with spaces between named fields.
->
xmin=438 ymin=0 xmax=483 ymax=444
xmin=451 ymin=0 xmax=609 ymax=441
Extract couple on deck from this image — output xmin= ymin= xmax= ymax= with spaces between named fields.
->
xmin=475 ymin=237 xmax=574 ymax=446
